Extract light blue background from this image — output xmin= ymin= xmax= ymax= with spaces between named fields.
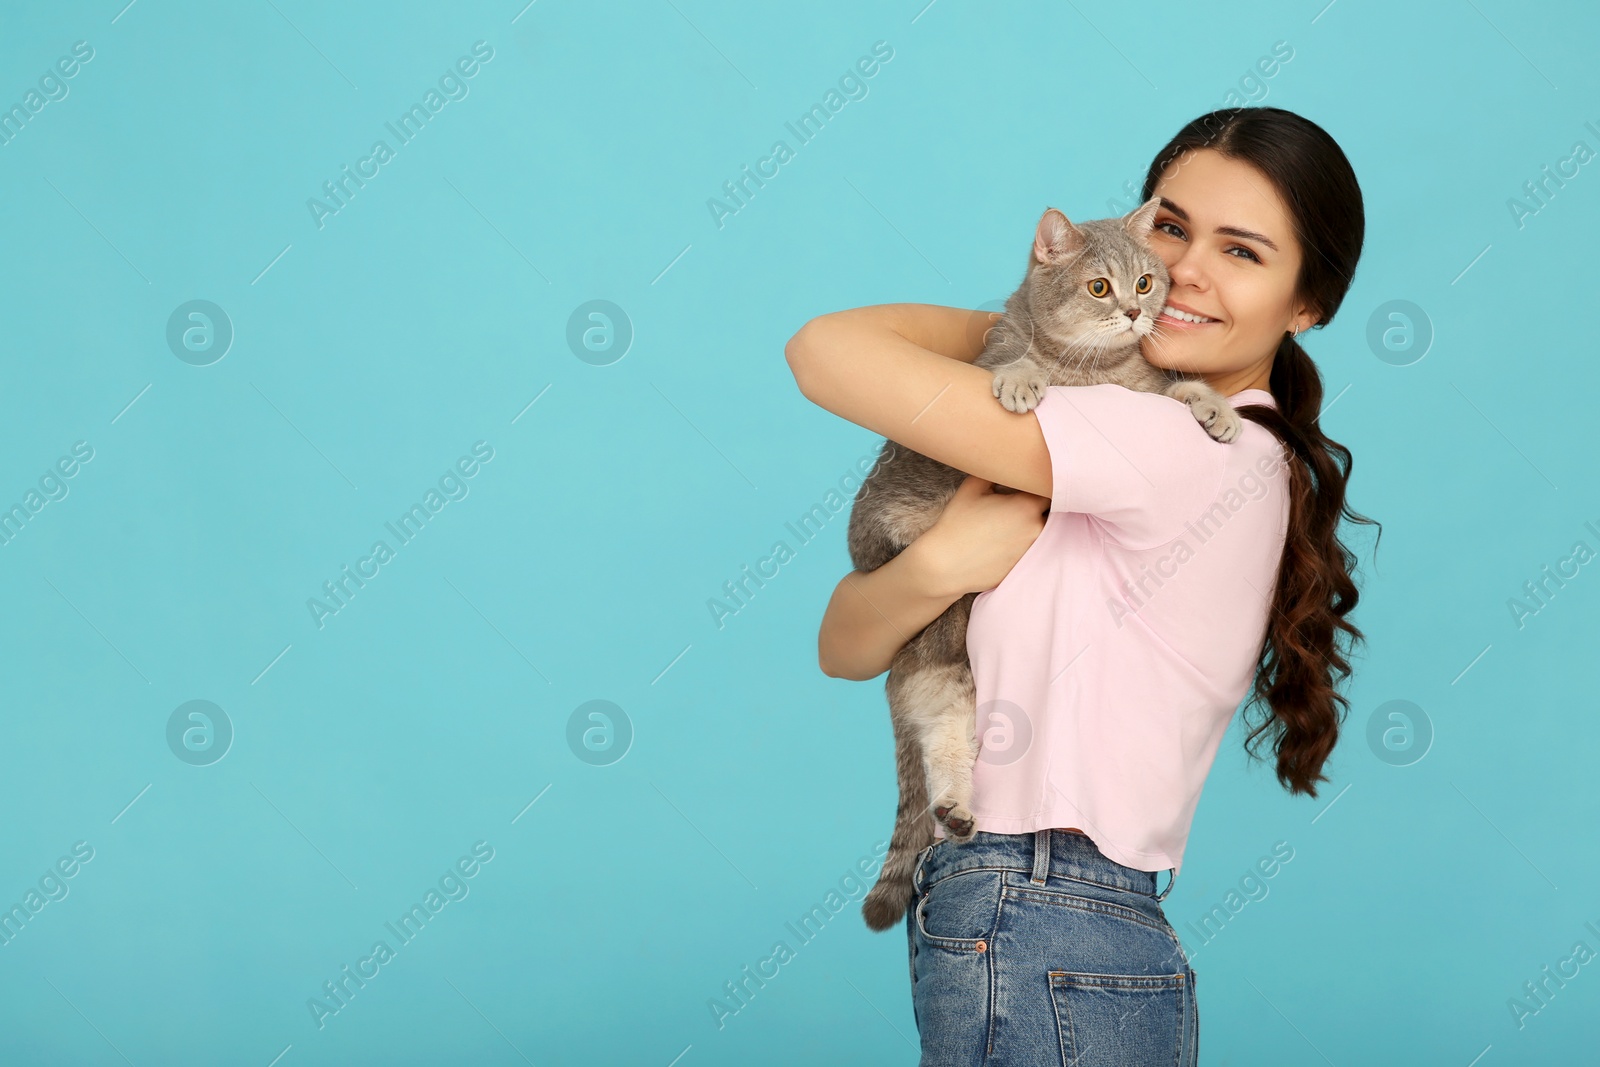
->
xmin=0 ymin=0 xmax=1595 ymax=1063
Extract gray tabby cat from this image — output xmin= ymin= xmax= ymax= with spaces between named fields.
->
xmin=851 ymin=197 xmax=1242 ymax=932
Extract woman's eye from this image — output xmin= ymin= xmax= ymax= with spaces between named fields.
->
xmin=1157 ymin=218 xmax=1260 ymax=263
xmin=1087 ymin=278 xmax=1110 ymax=298
xmin=1154 ymin=218 xmax=1260 ymax=263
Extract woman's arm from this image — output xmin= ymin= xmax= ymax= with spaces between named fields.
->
xmin=785 ymin=304 xmax=1053 ymax=498
xmin=817 ymin=537 xmax=964 ymax=681
xmin=877 ymin=303 xmax=1001 ymax=363
xmin=818 ymin=474 xmax=1051 ymax=680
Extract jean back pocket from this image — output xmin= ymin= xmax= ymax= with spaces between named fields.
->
xmin=1048 ymin=970 xmax=1188 ymax=1066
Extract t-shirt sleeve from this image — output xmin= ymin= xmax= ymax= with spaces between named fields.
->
xmin=1032 ymin=383 xmax=1227 ymax=549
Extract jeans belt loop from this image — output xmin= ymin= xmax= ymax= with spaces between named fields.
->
xmin=1030 ymin=828 xmax=1052 ymax=885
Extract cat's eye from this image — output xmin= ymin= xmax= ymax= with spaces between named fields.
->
xmin=1087 ymin=278 xmax=1110 ymax=298
xmin=1136 ymin=274 xmax=1153 ymax=294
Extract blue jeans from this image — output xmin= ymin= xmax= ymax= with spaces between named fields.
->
xmin=906 ymin=828 xmax=1197 ymax=1066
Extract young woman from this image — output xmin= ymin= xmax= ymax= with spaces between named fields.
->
xmin=784 ymin=107 xmax=1378 ymax=1065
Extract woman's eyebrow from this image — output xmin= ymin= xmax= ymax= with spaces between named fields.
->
xmin=1158 ymin=197 xmax=1280 ymax=253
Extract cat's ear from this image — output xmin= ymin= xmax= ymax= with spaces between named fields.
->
xmin=1033 ymin=208 xmax=1083 ymax=265
xmin=1122 ymin=196 xmax=1162 ymax=242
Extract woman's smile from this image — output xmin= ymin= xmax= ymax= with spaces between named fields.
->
xmin=1156 ymin=303 xmax=1221 ymax=329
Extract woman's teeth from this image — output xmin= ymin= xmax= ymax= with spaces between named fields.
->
xmin=1160 ymin=306 xmax=1218 ymax=324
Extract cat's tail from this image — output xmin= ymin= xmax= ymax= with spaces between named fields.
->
xmin=862 ymin=727 xmax=936 ymax=933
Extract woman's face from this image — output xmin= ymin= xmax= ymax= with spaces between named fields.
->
xmin=1141 ymin=148 xmax=1317 ymax=396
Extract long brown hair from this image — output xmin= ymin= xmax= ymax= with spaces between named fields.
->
xmin=1141 ymin=107 xmax=1381 ymax=797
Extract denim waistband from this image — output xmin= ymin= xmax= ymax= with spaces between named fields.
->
xmin=915 ymin=829 xmax=1177 ymax=901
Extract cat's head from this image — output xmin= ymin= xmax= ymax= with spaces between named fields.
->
xmin=1021 ymin=197 xmax=1170 ymax=360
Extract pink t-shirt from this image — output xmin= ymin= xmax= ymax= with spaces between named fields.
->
xmin=934 ymin=383 xmax=1291 ymax=876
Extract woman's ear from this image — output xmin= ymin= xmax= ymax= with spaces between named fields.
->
xmin=1289 ymin=300 xmax=1320 ymax=336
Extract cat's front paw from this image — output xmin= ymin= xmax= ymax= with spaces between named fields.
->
xmin=1167 ymin=380 xmax=1242 ymax=443
xmin=991 ymin=362 xmax=1048 ymax=414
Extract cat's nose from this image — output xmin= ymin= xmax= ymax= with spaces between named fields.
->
xmin=1125 ymin=308 xmax=1140 ymax=321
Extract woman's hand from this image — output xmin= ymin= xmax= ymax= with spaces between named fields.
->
xmin=916 ymin=474 xmax=1051 ymax=598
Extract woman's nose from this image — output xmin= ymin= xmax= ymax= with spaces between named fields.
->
xmin=1166 ymin=249 xmax=1203 ymax=287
